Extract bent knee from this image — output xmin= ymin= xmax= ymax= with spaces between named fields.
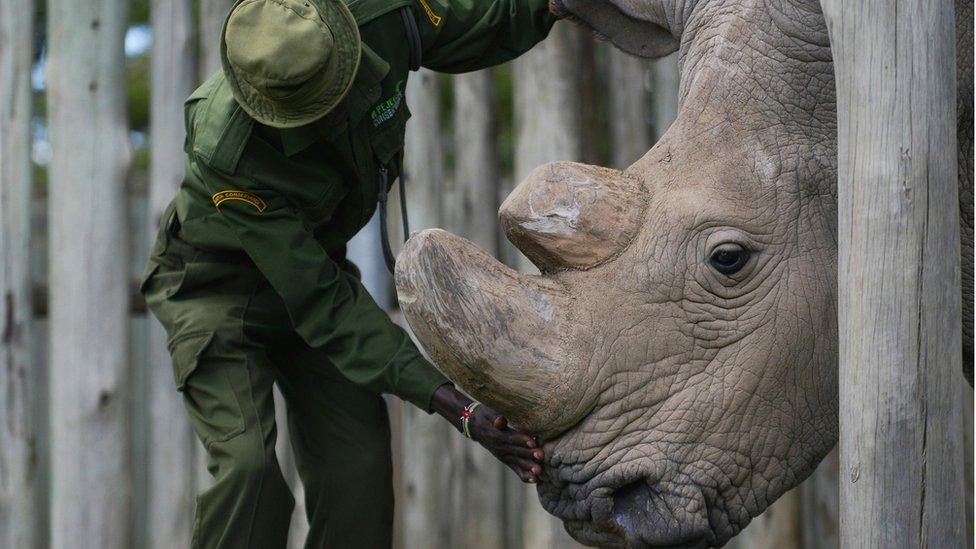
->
xmin=213 ymin=439 xmax=285 ymax=489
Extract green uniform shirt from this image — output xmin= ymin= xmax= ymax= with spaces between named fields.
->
xmin=170 ymin=0 xmax=556 ymax=410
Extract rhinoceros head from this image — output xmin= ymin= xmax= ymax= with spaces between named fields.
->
xmin=396 ymin=0 xmax=840 ymax=545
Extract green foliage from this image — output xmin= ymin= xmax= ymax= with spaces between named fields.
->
xmin=132 ymin=144 xmax=150 ymax=175
xmin=131 ymin=0 xmax=150 ymax=24
xmin=127 ymin=54 xmax=151 ymax=132
xmin=494 ymin=66 xmax=514 ymax=176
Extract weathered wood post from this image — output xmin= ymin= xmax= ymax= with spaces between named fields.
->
xmin=512 ymin=22 xmax=586 ymax=549
xmin=146 ymin=1 xmax=196 ymax=546
xmin=198 ymin=0 xmax=234 ymax=80
xmin=648 ymin=53 xmax=679 ymax=142
xmin=821 ymin=0 xmax=968 ymax=546
xmin=606 ymin=48 xmax=651 ymax=169
xmin=46 ymin=0 xmax=133 ymax=546
xmin=0 ymin=0 xmax=36 ymax=546
xmin=400 ymin=68 xmax=456 ymax=548
xmin=447 ymin=69 xmax=508 ymax=549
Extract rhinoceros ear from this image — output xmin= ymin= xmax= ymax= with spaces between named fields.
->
xmin=558 ymin=0 xmax=678 ymax=58
xmin=500 ymin=161 xmax=647 ymax=273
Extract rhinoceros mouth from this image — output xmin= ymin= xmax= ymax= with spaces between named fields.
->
xmin=539 ymin=469 xmax=716 ymax=548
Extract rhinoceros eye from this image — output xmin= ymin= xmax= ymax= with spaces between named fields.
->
xmin=709 ymin=243 xmax=750 ymax=276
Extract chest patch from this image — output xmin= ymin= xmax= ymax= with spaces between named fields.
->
xmin=370 ymin=80 xmax=405 ymax=127
xmin=418 ymin=0 xmax=442 ymax=25
xmin=212 ymin=190 xmax=267 ymax=213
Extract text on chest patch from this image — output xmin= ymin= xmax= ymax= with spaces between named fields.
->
xmin=212 ymin=190 xmax=268 ymax=213
xmin=371 ymin=80 xmax=406 ymax=127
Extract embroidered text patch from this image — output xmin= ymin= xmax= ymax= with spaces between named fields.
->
xmin=418 ymin=0 xmax=442 ymax=25
xmin=212 ymin=190 xmax=267 ymax=213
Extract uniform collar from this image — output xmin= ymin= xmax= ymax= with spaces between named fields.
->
xmin=277 ymin=44 xmax=389 ymax=157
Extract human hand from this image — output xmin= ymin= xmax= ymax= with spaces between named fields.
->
xmin=430 ymin=383 xmax=545 ymax=483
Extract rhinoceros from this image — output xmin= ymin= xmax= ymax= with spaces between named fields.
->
xmin=394 ymin=0 xmax=974 ymax=546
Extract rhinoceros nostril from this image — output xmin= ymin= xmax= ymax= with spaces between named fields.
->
xmin=610 ymin=481 xmax=710 ymax=549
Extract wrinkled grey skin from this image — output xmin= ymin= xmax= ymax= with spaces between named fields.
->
xmin=397 ymin=0 xmax=974 ymax=546
xmin=543 ymin=1 xmax=838 ymax=545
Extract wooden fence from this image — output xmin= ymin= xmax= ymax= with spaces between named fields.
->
xmin=1 ymin=0 xmax=971 ymax=548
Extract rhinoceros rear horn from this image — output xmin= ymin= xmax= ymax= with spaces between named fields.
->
xmin=500 ymin=161 xmax=647 ymax=273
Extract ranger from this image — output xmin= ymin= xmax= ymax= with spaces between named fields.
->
xmin=140 ymin=0 xmax=561 ymax=546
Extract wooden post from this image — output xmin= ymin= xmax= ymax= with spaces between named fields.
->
xmin=649 ymin=53 xmax=679 ymax=142
xmin=449 ymin=71 xmax=500 ymax=254
xmin=146 ymin=1 xmax=196 ymax=546
xmin=198 ymin=0 xmax=233 ymax=80
xmin=606 ymin=48 xmax=651 ymax=169
xmin=727 ymin=491 xmax=803 ymax=549
xmin=0 ymin=0 xmax=36 ymax=546
xmin=964 ymin=388 xmax=974 ymax=548
xmin=46 ymin=0 xmax=133 ymax=546
xmin=447 ymin=69 xmax=508 ymax=549
xmin=821 ymin=0 xmax=967 ymax=545
xmin=800 ymin=449 xmax=840 ymax=549
xmin=512 ymin=23 xmax=586 ymax=549
xmin=399 ymin=68 xmax=456 ymax=548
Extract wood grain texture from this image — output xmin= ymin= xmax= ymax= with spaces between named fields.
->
xmin=0 ymin=0 xmax=36 ymax=545
xmin=450 ymin=70 xmax=500 ymax=253
xmin=46 ymin=0 xmax=133 ymax=545
xmin=955 ymin=0 xmax=973 ymax=384
xmin=197 ymin=0 xmax=233 ymax=81
xmin=512 ymin=22 xmax=586 ymax=549
xmin=606 ymin=47 xmax=651 ymax=170
xmin=649 ymin=53 xmax=680 ymax=143
xmin=821 ymin=0 xmax=968 ymax=545
xmin=800 ymin=448 xmax=840 ymax=549
xmin=724 ymin=449 xmax=839 ymax=549
xmin=727 ymin=489 xmax=802 ymax=549
xmin=449 ymin=69 xmax=507 ymax=549
xmin=399 ymin=68 xmax=456 ymax=549
xmin=145 ymin=2 xmax=196 ymax=547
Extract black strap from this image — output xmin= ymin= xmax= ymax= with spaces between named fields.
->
xmin=377 ymin=8 xmax=421 ymax=274
xmin=399 ymin=169 xmax=410 ymax=238
xmin=378 ymin=165 xmax=410 ymax=275
xmin=400 ymin=6 xmax=422 ymax=71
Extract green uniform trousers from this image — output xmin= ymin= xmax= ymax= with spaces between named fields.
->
xmin=142 ymin=216 xmax=394 ymax=549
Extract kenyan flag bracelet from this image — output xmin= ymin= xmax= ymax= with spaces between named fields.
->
xmin=461 ymin=402 xmax=481 ymax=439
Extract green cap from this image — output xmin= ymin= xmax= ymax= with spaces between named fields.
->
xmin=220 ymin=0 xmax=361 ymax=128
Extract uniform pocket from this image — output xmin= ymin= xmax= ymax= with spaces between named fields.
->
xmin=138 ymin=260 xmax=160 ymax=295
xmin=300 ymin=181 xmax=349 ymax=226
xmin=370 ymin=103 xmax=410 ymax=166
xmin=169 ymin=332 xmax=213 ymax=391
xmin=169 ymin=332 xmax=248 ymax=447
xmin=151 ymin=259 xmax=211 ymax=302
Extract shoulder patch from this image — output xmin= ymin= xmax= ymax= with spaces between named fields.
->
xmin=212 ymin=190 xmax=267 ymax=213
xmin=417 ymin=0 xmax=441 ymax=25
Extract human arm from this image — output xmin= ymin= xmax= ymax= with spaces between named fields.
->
xmin=412 ymin=0 xmax=559 ymax=73
xmin=190 ymin=156 xmax=449 ymax=411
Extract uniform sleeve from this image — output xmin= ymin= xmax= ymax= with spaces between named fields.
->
xmin=412 ymin=0 xmax=557 ymax=72
xmin=190 ymin=156 xmax=449 ymax=411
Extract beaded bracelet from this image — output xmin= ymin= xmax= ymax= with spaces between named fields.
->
xmin=461 ymin=401 xmax=481 ymax=439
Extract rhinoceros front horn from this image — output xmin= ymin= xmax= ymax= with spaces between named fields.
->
xmin=395 ymin=230 xmax=581 ymax=436
xmin=394 ymin=162 xmax=646 ymax=437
